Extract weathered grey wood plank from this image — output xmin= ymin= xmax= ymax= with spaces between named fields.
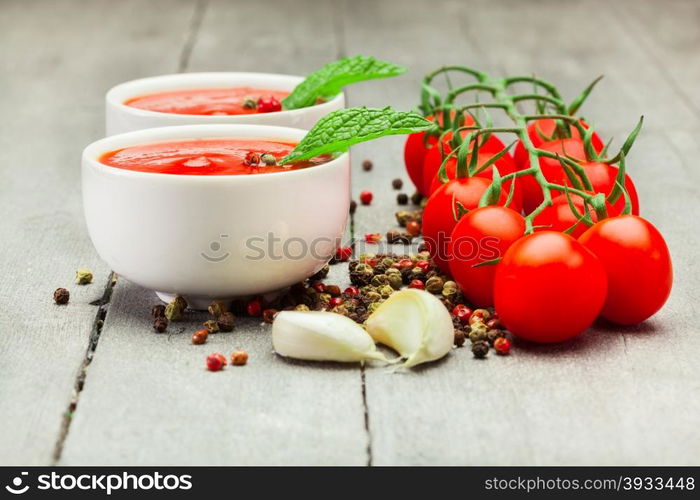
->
xmin=342 ymin=0 xmax=700 ymax=464
xmin=0 ymin=0 xmax=196 ymax=465
xmin=60 ymin=0 xmax=369 ymax=465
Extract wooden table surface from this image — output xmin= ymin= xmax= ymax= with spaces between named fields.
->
xmin=1 ymin=0 xmax=699 ymax=465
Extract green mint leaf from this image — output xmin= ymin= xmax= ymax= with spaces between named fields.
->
xmin=281 ymin=56 xmax=407 ymax=110
xmin=281 ymin=107 xmax=431 ymax=164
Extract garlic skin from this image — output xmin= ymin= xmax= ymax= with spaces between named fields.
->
xmin=365 ymin=289 xmax=453 ymax=368
xmin=272 ymin=311 xmax=390 ymax=363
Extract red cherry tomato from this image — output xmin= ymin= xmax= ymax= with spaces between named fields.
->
xmin=532 ymin=192 xmax=613 ymax=238
xmin=449 ymin=206 xmax=526 ymax=307
xmin=579 ymin=215 xmax=672 ymax=325
xmin=520 ymin=138 xmax=590 ymax=214
xmin=421 ymin=131 xmax=514 ymax=196
xmin=494 ymin=231 xmax=607 ymax=343
xmin=404 ymin=111 xmax=466 ymax=192
xmin=514 ymin=118 xmax=604 ymax=169
xmin=581 ymin=161 xmax=640 ymax=216
xmin=422 ymin=177 xmax=510 ymax=273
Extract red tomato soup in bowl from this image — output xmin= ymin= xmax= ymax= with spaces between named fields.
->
xmin=99 ymin=138 xmax=329 ymax=176
xmin=82 ymin=124 xmax=350 ymax=309
xmin=124 ymin=88 xmax=290 ymax=116
xmin=106 ymin=73 xmax=345 ymax=135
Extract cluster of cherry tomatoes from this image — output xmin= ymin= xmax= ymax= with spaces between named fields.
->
xmin=404 ymin=83 xmax=672 ymax=344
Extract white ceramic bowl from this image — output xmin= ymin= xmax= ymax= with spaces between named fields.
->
xmin=105 ymin=72 xmax=345 ymax=135
xmin=82 ymin=124 xmax=350 ymax=308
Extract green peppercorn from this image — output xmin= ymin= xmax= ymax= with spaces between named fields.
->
xmin=378 ymin=285 xmax=394 ymax=298
xmin=367 ymin=302 xmax=381 ymax=314
xmin=365 ymin=291 xmax=382 ymax=303
xmin=295 ymin=304 xmax=310 ymax=311
xmin=472 ymin=340 xmax=489 ymax=358
xmin=164 ymin=301 xmax=183 ymax=321
xmin=387 ymin=274 xmax=403 ymax=290
xmin=75 ymin=269 xmax=93 ymax=285
xmin=442 ymin=280 xmax=459 ymax=299
xmin=260 ymin=153 xmax=277 ymax=166
xmin=468 ymin=321 xmax=489 ymax=343
xmin=203 ymin=319 xmax=220 ymax=333
xmin=208 ymin=300 xmax=227 ymax=317
xmin=242 ymin=97 xmax=257 ymax=109
xmin=425 ymin=275 xmax=445 ymax=294
xmin=395 ymin=211 xmax=413 ymax=227
xmin=371 ymin=274 xmax=389 ymax=287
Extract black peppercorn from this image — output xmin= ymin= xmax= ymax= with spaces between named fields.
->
xmin=454 ymin=329 xmax=466 ymax=347
xmin=53 ymin=288 xmax=70 ymax=305
xmin=472 ymin=340 xmax=489 ymax=358
xmin=396 ymin=193 xmax=409 ymax=205
xmin=386 ymin=230 xmax=402 ymax=244
xmin=153 ymin=317 xmax=168 ymax=333
xmin=203 ymin=319 xmax=220 ymax=333
xmin=392 ymin=178 xmax=403 ymax=190
xmin=362 ymin=159 xmax=373 ymax=171
xmin=217 ymin=312 xmax=236 ymax=332
xmin=151 ymin=304 xmax=166 ymax=318
xmin=411 ymin=191 xmax=424 ymax=205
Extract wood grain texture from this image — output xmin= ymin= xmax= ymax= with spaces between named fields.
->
xmin=2 ymin=0 xmax=699 ymax=466
xmin=0 ymin=0 xmax=196 ymax=464
xmin=59 ymin=0 xmax=369 ymax=465
xmin=341 ymin=0 xmax=700 ymax=465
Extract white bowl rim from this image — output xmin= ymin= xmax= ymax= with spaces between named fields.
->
xmin=106 ymin=72 xmax=344 ymax=121
xmin=83 ymin=124 xmax=347 ymax=184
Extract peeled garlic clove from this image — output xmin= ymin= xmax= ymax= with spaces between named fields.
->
xmin=272 ymin=311 xmax=391 ymax=363
xmin=365 ymin=289 xmax=453 ymax=368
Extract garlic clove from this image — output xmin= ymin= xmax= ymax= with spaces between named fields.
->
xmin=272 ymin=311 xmax=391 ymax=363
xmin=365 ymin=289 xmax=453 ymax=368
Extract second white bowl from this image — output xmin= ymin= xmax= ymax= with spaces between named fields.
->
xmin=105 ymin=72 xmax=345 ymax=135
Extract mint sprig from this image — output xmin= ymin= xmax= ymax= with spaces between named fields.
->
xmin=281 ymin=107 xmax=432 ymax=164
xmin=281 ymin=56 xmax=407 ymax=110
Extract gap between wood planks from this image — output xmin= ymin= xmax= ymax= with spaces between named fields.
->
xmin=331 ymin=0 xmax=373 ymax=466
xmin=50 ymin=0 xmax=210 ymax=465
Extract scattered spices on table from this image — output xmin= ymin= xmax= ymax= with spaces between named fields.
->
xmin=362 ymin=159 xmax=373 ymax=171
xmin=333 ymin=246 xmax=352 ymax=262
xmin=359 ymin=190 xmax=373 ymax=205
xmin=454 ymin=329 xmax=466 ymax=347
xmin=262 ymin=308 xmax=278 ymax=323
xmin=53 ymin=287 xmax=70 ymax=305
xmin=246 ymin=298 xmax=262 ymax=317
xmin=392 ymin=178 xmax=403 ymax=189
xmin=494 ymin=337 xmax=511 ymax=355
xmin=471 ymin=340 xmax=489 ymax=359
xmin=206 ymin=353 xmax=227 ymax=371
xmin=411 ymin=191 xmax=424 ymax=205
xmin=406 ymin=220 xmax=421 ymax=236
xmin=217 ymin=312 xmax=236 ymax=332
xmin=197 ymin=320 xmax=216 ymax=335
xmin=231 ymin=349 xmax=249 ymax=366
xmin=396 ymin=193 xmax=409 ymax=205
xmin=191 ymin=329 xmax=208 ymax=345
xmin=151 ymin=304 xmax=166 ymax=318
xmin=208 ymin=300 xmax=227 ymax=317
xmin=153 ymin=317 xmax=168 ymax=333
xmin=75 ymin=269 xmax=93 ymax=285
xmin=365 ymin=232 xmax=382 ymax=244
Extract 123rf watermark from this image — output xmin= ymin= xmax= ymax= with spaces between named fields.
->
xmin=4 ymin=471 xmax=192 ymax=496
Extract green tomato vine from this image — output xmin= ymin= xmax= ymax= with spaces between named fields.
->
xmin=418 ymin=66 xmax=643 ymax=234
